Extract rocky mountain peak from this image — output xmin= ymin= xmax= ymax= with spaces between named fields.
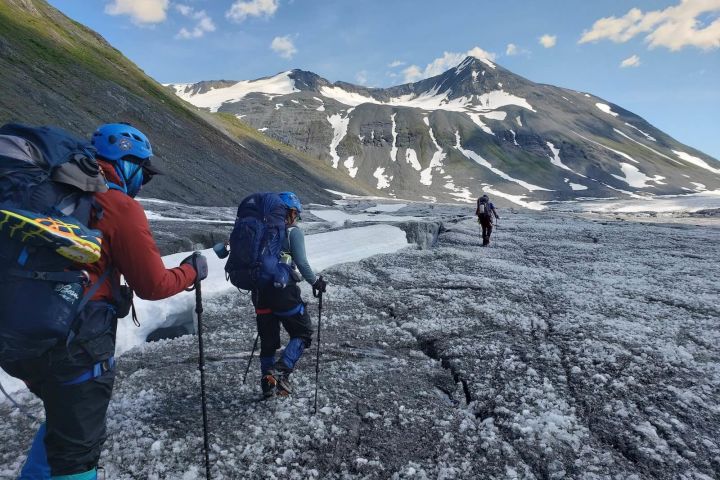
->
xmin=167 ymin=56 xmax=719 ymax=207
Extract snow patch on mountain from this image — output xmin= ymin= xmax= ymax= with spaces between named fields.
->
xmin=476 ymin=91 xmax=535 ymax=112
xmin=320 ymin=86 xmax=376 ymax=107
xmin=516 ymin=116 xmax=523 ymax=127
xmin=673 ymin=150 xmax=720 ymax=174
xmin=405 ymin=149 xmax=421 ymax=171
xmin=344 ymin=156 xmax=358 ymax=178
xmin=481 ymin=186 xmax=546 ymax=210
xmin=454 ymin=131 xmax=551 ymax=192
xmin=373 ymin=167 xmax=392 ymax=189
xmin=624 ymin=123 xmax=656 ymax=142
xmin=420 ymin=127 xmax=446 ymax=186
xmin=313 ymin=97 xmax=326 ymax=111
xmin=390 ymin=113 xmax=398 ymax=162
xmin=327 ymin=113 xmax=350 ymax=169
xmin=509 ymin=130 xmax=519 ymax=146
xmin=612 ymin=163 xmax=666 ymax=188
xmin=595 ymin=103 xmax=619 ymax=117
xmin=170 ymin=71 xmax=298 ymax=112
xmin=546 ymin=142 xmax=575 ymax=173
xmin=564 ymin=178 xmax=588 ymax=191
xmin=467 ymin=113 xmax=494 ymax=135
xmin=443 ymin=178 xmax=474 ymax=203
xmin=480 ymin=111 xmax=507 ymax=121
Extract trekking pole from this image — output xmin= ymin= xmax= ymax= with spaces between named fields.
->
xmin=242 ymin=333 xmax=259 ymax=384
xmin=313 ymin=284 xmax=324 ymax=415
xmin=193 ymin=270 xmax=211 ymax=480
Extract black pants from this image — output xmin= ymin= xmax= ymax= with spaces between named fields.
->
xmin=252 ymin=284 xmax=313 ymax=358
xmin=480 ymin=217 xmax=493 ymax=245
xmin=1 ymin=303 xmax=116 ymax=475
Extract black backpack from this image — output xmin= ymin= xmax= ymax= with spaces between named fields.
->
xmin=0 ymin=124 xmax=108 ymax=363
xmin=477 ymin=199 xmax=492 ymax=219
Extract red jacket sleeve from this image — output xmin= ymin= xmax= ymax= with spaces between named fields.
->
xmin=107 ymin=197 xmax=196 ymax=300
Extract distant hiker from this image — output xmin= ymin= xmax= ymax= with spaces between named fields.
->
xmin=476 ymin=194 xmax=500 ymax=246
xmin=0 ymin=123 xmax=207 ymax=479
xmin=224 ymin=191 xmax=326 ymax=398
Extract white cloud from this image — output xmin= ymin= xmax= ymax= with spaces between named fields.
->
xmin=355 ymin=70 xmax=368 ymax=85
xmin=226 ymin=0 xmax=278 ymax=22
xmin=105 ymin=0 xmax=169 ymax=24
xmin=539 ymin=34 xmax=557 ymax=48
xmin=402 ymin=65 xmax=423 ymax=83
xmin=402 ymin=46 xmax=497 ymax=83
xmin=506 ymin=43 xmax=519 ymax=55
xmin=620 ymin=54 xmax=641 ymax=67
xmin=388 ymin=60 xmax=406 ymax=68
xmin=270 ymin=35 xmax=297 ymax=59
xmin=466 ymin=46 xmax=497 ymax=62
xmin=175 ymin=4 xmax=215 ymax=40
xmin=579 ymin=0 xmax=720 ymax=51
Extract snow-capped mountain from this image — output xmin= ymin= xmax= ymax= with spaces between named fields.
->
xmin=170 ymin=57 xmax=720 ymax=207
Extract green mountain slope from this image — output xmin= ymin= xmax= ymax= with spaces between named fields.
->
xmin=0 ymin=0 xmax=370 ymax=205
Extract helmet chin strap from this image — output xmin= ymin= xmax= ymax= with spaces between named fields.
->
xmin=109 ymin=162 xmax=143 ymax=197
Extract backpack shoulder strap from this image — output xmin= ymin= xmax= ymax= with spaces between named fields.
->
xmin=75 ymin=267 xmax=113 ymax=314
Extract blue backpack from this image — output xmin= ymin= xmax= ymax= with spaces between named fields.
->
xmin=225 ymin=193 xmax=291 ymax=291
xmin=0 ymin=124 xmax=108 ymax=363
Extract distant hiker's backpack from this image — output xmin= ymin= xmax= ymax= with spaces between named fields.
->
xmin=0 ymin=124 xmax=108 ymax=363
xmin=225 ymin=192 xmax=292 ymax=291
xmin=477 ymin=200 xmax=492 ymax=219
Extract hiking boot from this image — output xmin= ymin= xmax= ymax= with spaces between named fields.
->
xmin=275 ymin=371 xmax=293 ymax=396
xmin=273 ymin=360 xmax=293 ymax=396
xmin=261 ymin=371 xmax=278 ymax=398
xmin=0 ymin=208 xmax=102 ymax=263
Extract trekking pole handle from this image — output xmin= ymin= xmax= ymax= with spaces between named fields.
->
xmin=312 ymin=275 xmax=325 ymax=298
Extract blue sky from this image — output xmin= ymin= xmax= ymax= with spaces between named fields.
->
xmin=48 ymin=0 xmax=720 ymax=160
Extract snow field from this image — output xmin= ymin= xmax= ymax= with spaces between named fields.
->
xmin=2 ymin=211 xmax=719 ymax=478
xmin=170 ymin=72 xmax=299 ymax=112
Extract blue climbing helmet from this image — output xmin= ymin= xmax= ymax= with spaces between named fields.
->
xmin=278 ymin=191 xmax=302 ymax=213
xmin=91 ymin=123 xmax=158 ymax=197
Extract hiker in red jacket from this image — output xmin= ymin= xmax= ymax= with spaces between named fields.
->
xmin=5 ymin=123 xmax=208 ymax=479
